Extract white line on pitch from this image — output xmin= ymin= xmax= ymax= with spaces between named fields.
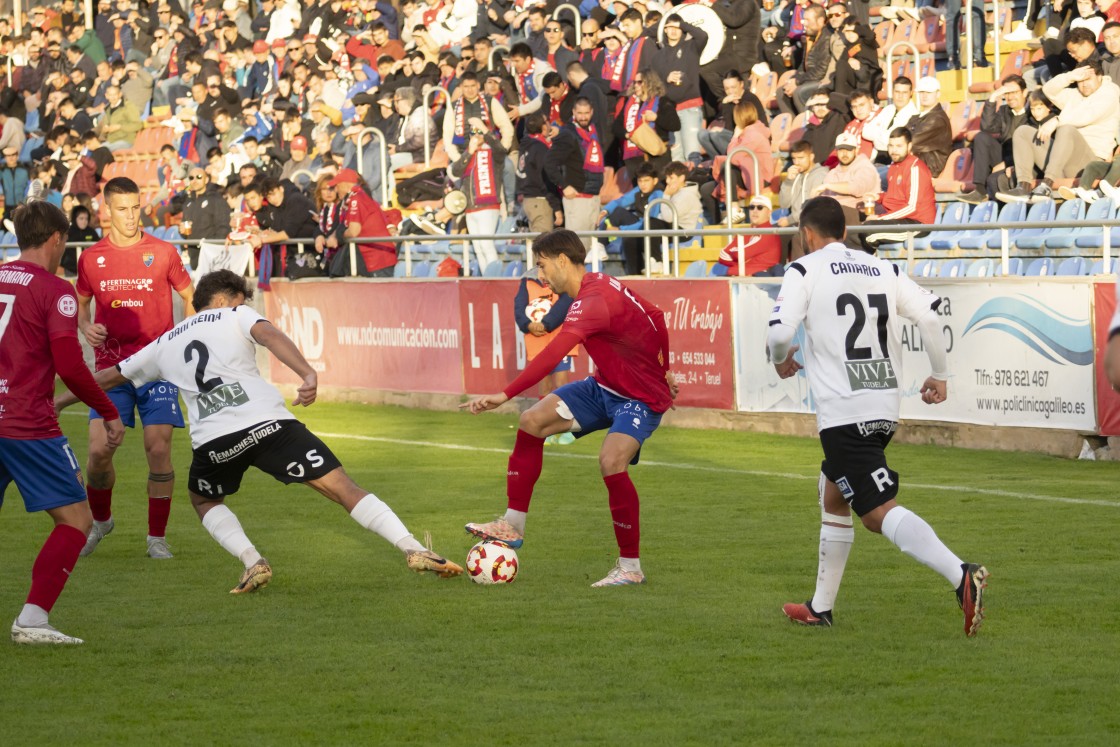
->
xmin=318 ymin=432 xmax=1119 ymax=509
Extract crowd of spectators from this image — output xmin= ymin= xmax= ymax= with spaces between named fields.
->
xmin=0 ymin=0 xmax=1116 ymax=278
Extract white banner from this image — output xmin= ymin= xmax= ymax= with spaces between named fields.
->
xmin=734 ymin=279 xmax=1096 ymax=430
xmin=192 ymin=240 xmax=254 ymax=282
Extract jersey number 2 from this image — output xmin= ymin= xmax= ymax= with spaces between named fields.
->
xmin=837 ymin=293 xmax=889 ymax=360
xmin=184 ymin=341 xmax=225 ymax=393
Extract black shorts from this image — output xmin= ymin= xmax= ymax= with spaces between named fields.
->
xmin=819 ymin=420 xmax=899 ymax=517
xmin=189 ymin=419 xmax=342 ymax=499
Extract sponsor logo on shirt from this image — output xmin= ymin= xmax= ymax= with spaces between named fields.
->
xmin=197 ymin=381 xmax=251 ymax=420
xmin=97 ymin=256 xmax=106 ymax=266
xmin=836 ymin=476 xmax=855 ymax=499
xmin=845 ymin=358 xmax=898 ymax=391
xmin=207 ymin=420 xmax=283 ymax=463
xmin=100 ymin=278 xmax=155 ymax=293
xmin=57 ymin=296 xmax=77 ymax=317
xmin=110 ymin=298 xmax=144 ymax=308
xmin=856 ymin=420 xmax=897 ymax=437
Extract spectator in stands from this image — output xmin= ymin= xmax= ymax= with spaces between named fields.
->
xmin=346 ymin=23 xmax=405 ymax=66
xmin=617 ymin=69 xmax=680 ymax=178
xmin=0 ymin=108 xmax=26 ymax=157
xmin=517 ymin=112 xmax=562 ymax=234
xmin=564 ymin=62 xmax=613 ymax=152
xmin=248 ymin=177 xmax=318 ymax=276
xmin=448 ymin=118 xmax=506 ymax=271
xmin=778 ymin=140 xmax=829 ymax=259
xmin=0 ymin=147 xmax=30 ymax=211
xmin=61 ymin=203 xmax=99 ymax=277
xmin=698 ymin=70 xmax=768 ymax=160
xmin=58 ymin=97 xmax=93 ymax=137
xmin=1032 ymin=26 xmax=1098 ymax=88
xmin=802 ymin=91 xmax=849 ymax=165
xmin=654 ymin=11 xmax=708 ymax=163
xmin=59 ymin=147 xmax=98 ymax=198
xmin=945 ymin=0 xmax=987 ymax=71
xmin=600 ymin=161 xmax=664 ymax=275
xmin=312 ymin=174 xmax=346 ymax=269
xmin=813 ymin=131 xmax=879 ymax=229
xmin=609 ymin=8 xmax=657 ymax=94
xmin=863 ymin=76 xmax=916 ymax=175
xmin=180 ymin=167 xmax=233 ymax=265
xmin=540 ymin=73 xmax=573 ymax=130
xmin=1103 ymin=22 xmax=1120 ymax=82
xmin=906 ymin=76 xmax=953 ymax=181
xmin=443 ymin=71 xmax=515 ymax=165
xmin=701 ymin=99 xmax=773 ymax=225
xmin=333 ymin=168 xmax=398 ymax=277
xmin=998 ymin=60 xmax=1120 ymax=203
xmin=830 ymin=19 xmax=882 ymax=103
xmin=123 ymin=60 xmax=155 ymax=113
xmin=387 ymin=87 xmax=435 ymax=171
xmin=708 ymin=0 xmax=761 ymax=99
xmin=718 ymin=195 xmax=782 ymax=276
xmin=957 ymin=75 xmax=1029 ymax=204
xmin=544 ymin=96 xmax=605 ymax=250
xmin=778 ymin=4 xmax=833 ymax=114
xmin=662 ymin=158 xmax=702 ymax=230
xmin=540 ymin=18 xmax=578 ymax=84
xmin=508 ymin=42 xmax=553 ymax=120
xmin=861 ymin=127 xmax=935 ymax=252
xmin=97 ymin=85 xmax=142 ymax=151
xmin=279 ymin=136 xmax=314 ymax=189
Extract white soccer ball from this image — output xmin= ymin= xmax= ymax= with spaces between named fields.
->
xmin=526 ymin=296 xmax=552 ymax=324
xmin=466 ymin=542 xmax=519 ymax=585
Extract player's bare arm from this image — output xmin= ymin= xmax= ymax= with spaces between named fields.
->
xmin=460 ymin=393 xmax=510 ymax=414
xmin=55 ymin=366 xmax=129 ymax=411
xmin=76 ymin=292 xmax=108 ymax=346
xmin=178 ymin=283 xmax=196 ymax=318
xmin=249 ymin=319 xmax=318 ymax=406
xmin=920 ymin=377 xmax=947 ymax=405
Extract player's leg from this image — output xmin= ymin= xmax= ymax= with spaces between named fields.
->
xmin=81 ymin=383 xmax=137 ymax=556
xmin=304 ymin=466 xmax=462 ymax=577
xmin=193 ymin=492 xmax=273 ymax=594
xmin=782 ymin=471 xmax=853 ymax=627
xmin=142 ymin=424 xmax=176 ymax=558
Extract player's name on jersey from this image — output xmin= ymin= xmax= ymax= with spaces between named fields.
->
xmin=845 ymin=357 xmax=898 ymax=391
xmin=830 ymin=261 xmax=882 ymax=277
xmin=167 ymin=310 xmax=224 ymax=340
xmin=198 ymin=382 xmax=250 ymax=420
xmin=0 ymin=267 xmax=34 ymax=286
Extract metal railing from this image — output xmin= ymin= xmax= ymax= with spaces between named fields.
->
xmin=963 ymin=0 xmax=1002 ymax=89
xmin=553 ymin=4 xmax=583 ymax=45
xmin=353 ymin=126 xmax=389 ymax=206
xmin=644 ymin=198 xmax=680 ymax=278
xmin=423 ymin=86 xmax=452 ymax=167
xmin=724 ymin=145 xmax=763 ymax=230
xmin=490 ymin=46 xmax=510 ymax=69
xmin=885 ymin=42 xmax=922 ymax=99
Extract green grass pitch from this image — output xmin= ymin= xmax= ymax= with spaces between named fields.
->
xmin=2 ymin=402 xmax=1119 ymax=745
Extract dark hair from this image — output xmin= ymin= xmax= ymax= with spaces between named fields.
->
xmin=524 ymin=112 xmax=548 ymax=135
xmin=260 ymin=177 xmax=282 ymax=195
xmin=1067 ymin=26 xmax=1098 ymax=47
xmin=635 ymin=162 xmax=658 ymax=179
xmin=103 ymin=176 xmax=140 ymax=199
xmin=542 ymin=71 xmax=563 ymax=88
xmin=790 ymin=139 xmax=814 ymax=155
xmin=888 ymin=126 xmax=912 ymax=143
xmin=893 ymin=75 xmax=913 ymax=89
xmin=663 ymin=161 xmax=689 ymax=179
xmin=509 ymin=42 xmax=532 ymax=59
xmin=723 ymin=69 xmax=744 ymax=84
xmin=1104 ymin=20 xmax=1120 ymax=32
xmin=69 ymin=204 xmax=91 ymax=224
xmin=460 ymin=70 xmax=479 ymax=84
xmin=224 ymin=182 xmax=244 ymax=198
xmin=573 ymin=96 xmax=593 ymax=110
xmin=619 ymin=8 xmax=643 ymax=23
xmin=193 ymin=269 xmax=254 ymax=312
xmin=1002 ymin=74 xmax=1027 ymax=91
xmin=1078 ymin=58 xmax=1104 ymax=76
xmin=566 ymin=60 xmax=586 ymax=76
xmin=13 ymin=200 xmax=69 ymax=252
xmin=798 ymin=196 xmax=847 ymax=242
xmin=534 ymin=228 xmax=587 ymax=264
xmin=243 ymin=178 xmax=265 ymax=195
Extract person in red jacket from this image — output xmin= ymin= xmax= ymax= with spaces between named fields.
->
xmin=718 ymin=196 xmax=783 ymax=276
xmin=860 ymin=127 xmax=935 ymax=252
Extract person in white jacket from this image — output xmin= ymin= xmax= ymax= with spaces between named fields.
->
xmin=998 ymin=59 xmax=1120 ymax=203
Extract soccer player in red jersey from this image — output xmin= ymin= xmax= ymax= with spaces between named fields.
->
xmin=1 ymin=201 xmax=125 ymax=645
xmin=461 ymin=229 xmax=678 ymax=587
xmin=75 ymin=177 xmax=194 ymax=559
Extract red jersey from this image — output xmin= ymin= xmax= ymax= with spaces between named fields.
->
xmin=0 ymin=261 xmax=82 ymax=438
xmin=878 ymin=154 xmax=936 ymax=225
xmin=562 ymin=273 xmax=673 ymax=412
xmin=75 ymin=231 xmax=192 ymax=370
xmin=342 ymin=187 xmax=396 ymax=272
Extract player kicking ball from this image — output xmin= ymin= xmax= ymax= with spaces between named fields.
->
xmin=57 ymin=270 xmax=461 ymax=592
xmin=2 ymin=202 xmax=126 ymax=645
xmin=461 ymin=229 xmax=677 ymax=587
xmin=767 ymin=196 xmax=988 ymax=636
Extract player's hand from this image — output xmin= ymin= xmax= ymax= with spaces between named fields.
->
xmin=774 ymin=345 xmax=803 ymax=378
xmin=103 ymin=418 xmax=126 ymax=449
xmin=459 ymin=393 xmax=509 ymax=414
xmin=84 ymin=323 xmax=108 ymax=347
xmin=293 ymin=374 xmax=318 ymax=407
xmin=920 ymin=376 xmax=947 ymax=405
xmin=665 ymin=370 xmax=679 ymax=405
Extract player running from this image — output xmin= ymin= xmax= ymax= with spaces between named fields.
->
xmin=57 ymin=270 xmax=461 ymax=593
xmin=2 ymin=202 xmax=126 ymax=645
xmin=461 ymin=228 xmax=677 ymax=587
xmin=76 ymin=177 xmax=194 ymax=560
xmin=767 ymin=196 xmax=989 ymax=636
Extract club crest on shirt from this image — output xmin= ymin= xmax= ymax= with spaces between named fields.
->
xmin=143 ymin=252 xmax=155 ymax=267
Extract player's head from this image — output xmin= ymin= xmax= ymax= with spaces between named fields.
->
xmin=798 ymin=196 xmax=847 ymax=252
xmin=103 ymin=176 xmax=142 ymax=240
xmin=193 ymin=269 xmax=254 ymax=312
xmin=12 ymin=200 xmax=69 ymax=259
xmin=532 ymin=229 xmax=587 ymax=294
xmin=534 ymin=228 xmax=587 ymax=265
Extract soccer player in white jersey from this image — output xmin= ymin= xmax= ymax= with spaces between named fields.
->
xmin=57 ymin=270 xmax=461 ymax=592
xmin=767 ymin=196 xmax=989 ymax=636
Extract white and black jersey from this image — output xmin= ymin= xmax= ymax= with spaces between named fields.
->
xmin=769 ymin=243 xmax=944 ymax=430
xmin=118 ymin=306 xmax=295 ymax=448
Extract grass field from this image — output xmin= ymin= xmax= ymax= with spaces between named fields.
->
xmin=2 ymin=402 xmax=1119 ymax=746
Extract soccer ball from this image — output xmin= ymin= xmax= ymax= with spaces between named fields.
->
xmin=526 ymin=296 xmax=552 ymax=324
xmin=466 ymin=542 xmax=519 ymax=585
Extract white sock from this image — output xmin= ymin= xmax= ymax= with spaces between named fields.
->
xmin=618 ymin=557 xmax=642 ymax=573
xmin=350 ymin=494 xmax=424 ymax=553
xmin=201 ymin=504 xmax=261 ymax=569
xmin=811 ymin=522 xmax=854 ymax=613
xmin=881 ymin=506 xmax=965 ymax=586
xmin=17 ymin=603 xmax=48 ymax=628
xmin=502 ymin=509 xmax=527 ymax=534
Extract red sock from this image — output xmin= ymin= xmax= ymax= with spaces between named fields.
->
xmin=148 ymin=496 xmax=172 ymax=537
xmin=604 ymin=472 xmax=640 ymax=558
xmin=86 ymin=487 xmax=113 ymax=523
xmin=27 ymin=524 xmax=86 ymax=613
xmin=507 ymin=429 xmax=545 ymax=513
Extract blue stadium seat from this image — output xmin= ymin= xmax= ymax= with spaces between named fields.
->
xmin=684 ymin=259 xmax=708 ymax=277
xmin=912 ymin=259 xmax=938 ymax=277
xmin=1015 ymin=199 xmax=1084 ymax=250
xmin=965 ymin=258 xmax=994 ymax=277
xmin=411 ymin=260 xmax=432 ymax=278
xmin=1044 ymin=198 xmax=1115 ymax=249
xmin=482 ymin=260 xmax=504 ymax=277
xmin=165 ymin=226 xmax=182 ymax=243
xmin=408 ymin=240 xmax=432 ymax=256
xmin=709 ymin=263 xmax=729 ymax=276
xmin=995 ymin=257 xmax=1024 ymax=276
xmin=1055 ymin=257 xmax=1088 ymax=276
xmin=938 ymin=258 xmax=965 ymax=277
xmin=1073 ymin=227 xmax=1120 ymax=250
xmin=913 ymin=203 xmax=964 ymax=251
xmin=1025 ymin=257 xmax=1053 ymax=276
xmin=891 ymin=259 xmax=909 ymax=275
xmin=151 ymin=226 xmax=168 ymax=240
xmin=468 ymin=259 xmax=482 ymax=277
xmin=989 ymin=199 xmax=1055 ymax=250
xmin=0 ymin=231 xmax=16 ymax=247
xmin=958 ymin=201 xmax=1024 ymax=250
xmin=930 ymin=201 xmax=996 ymax=250
xmin=393 ymin=261 xmax=408 ymax=277
xmin=1090 ymin=258 xmax=1113 ymax=274
xmin=503 ymin=260 xmax=524 ymax=277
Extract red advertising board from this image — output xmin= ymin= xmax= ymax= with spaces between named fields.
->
xmin=626 ymin=279 xmax=735 ymax=410
xmin=264 ymin=280 xmax=463 ymax=393
xmin=1094 ymin=282 xmax=1120 ymax=435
